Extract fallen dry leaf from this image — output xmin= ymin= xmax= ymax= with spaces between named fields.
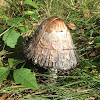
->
xmin=89 ymin=52 xmax=96 ymax=57
xmin=67 ymin=22 xmax=77 ymax=30
xmin=83 ymin=9 xmax=90 ymax=19
xmin=0 ymin=94 xmax=8 ymax=100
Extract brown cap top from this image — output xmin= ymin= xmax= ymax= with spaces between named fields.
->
xmin=42 ymin=17 xmax=68 ymax=33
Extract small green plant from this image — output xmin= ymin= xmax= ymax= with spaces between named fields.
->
xmin=0 ymin=0 xmax=40 ymax=89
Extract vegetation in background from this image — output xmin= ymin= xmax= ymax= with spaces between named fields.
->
xmin=0 ymin=0 xmax=100 ymax=99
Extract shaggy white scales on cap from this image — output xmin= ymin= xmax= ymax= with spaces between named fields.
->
xmin=24 ymin=17 xmax=79 ymax=71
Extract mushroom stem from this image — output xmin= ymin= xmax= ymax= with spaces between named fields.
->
xmin=49 ymin=67 xmax=58 ymax=80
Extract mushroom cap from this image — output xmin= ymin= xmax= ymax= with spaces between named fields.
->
xmin=24 ymin=17 xmax=79 ymax=70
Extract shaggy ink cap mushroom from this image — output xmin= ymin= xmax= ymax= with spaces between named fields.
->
xmin=24 ymin=17 xmax=79 ymax=71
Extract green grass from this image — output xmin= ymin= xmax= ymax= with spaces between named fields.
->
xmin=0 ymin=0 xmax=100 ymax=99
